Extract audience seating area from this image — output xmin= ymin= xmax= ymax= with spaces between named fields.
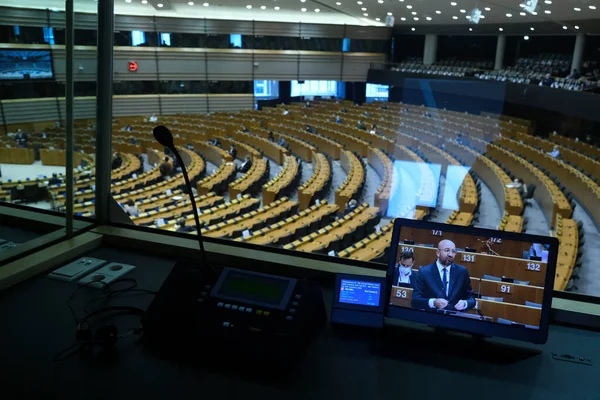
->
xmin=3 ymin=98 xmax=599 ymax=294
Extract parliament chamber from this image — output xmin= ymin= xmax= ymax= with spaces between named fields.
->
xmin=2 ymin=1 xmax=600 ymax=399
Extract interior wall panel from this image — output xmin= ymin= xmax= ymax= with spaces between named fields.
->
xmin=1 ymin=95 xmax=255 ymax=125
xmin=0 ymin=6 xmax=391 ymax=39
xmin=48 ymin=47 xmax=383 ymax=82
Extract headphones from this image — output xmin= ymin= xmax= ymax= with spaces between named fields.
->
xmin=75 ymin=306 xmax=145 ymax=349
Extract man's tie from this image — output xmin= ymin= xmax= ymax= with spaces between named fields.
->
xmin=442 ymin=268 xmax=448 ymax=298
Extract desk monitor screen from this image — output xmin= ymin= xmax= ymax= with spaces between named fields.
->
xmin=339 ymin=279 xmax=381 ymax=307
xmin=385 ymin=219 xmax=558 ymax=344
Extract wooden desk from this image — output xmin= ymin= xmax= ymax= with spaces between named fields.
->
xmin=228 ymin=158 xmax=268 ymax=199
xmin=389 ymin=286 xmax=542 ymax=326
xmin=0 ymin=147 xmax=34 ymax=164
xmin=230 ymin=131 xmax=288 ymax=165
xmin=298 ymin=152 xmax=331 ymax=210
xmin=402 ymin=244 xmax=547 ymax=287
xmin=240 ymin=202 xmax=339 ymax=245
xmin=262 ymin=155 xmax=299 ymax=205
xmin=368 ymin=147 xmax=393 ymax=215
xmin=335 ymin=151 xmax=364 ymax=213
xmin=479 ymin=279 xmax=544 ymax=305
xmin=286 ymin=205 xmax=379 ymax=252
xmin=396 ymin=226 xmax=531 ymax=260
xmin=339 ymin=222 xmax=395 ymax=261
xmin=486 ymin=143 xmax=570 ymax=228
xmin=265 ymin=121 xmax=342 ymax=160
xmin=197 ymin=161 xmax=236 ymax=195
xmin=163 ymin=196 xmax=260 ymax=230
xmin=132 ymin=194 xmax=223 ymax=225
xmin=498 ymin=137 xmax=600 ymax=228
xmin=203 ymin=199 xmax=297 ymax=239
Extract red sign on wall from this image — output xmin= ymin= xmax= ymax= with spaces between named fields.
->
xmin=128 ymin=61 xmax=139 ymax=72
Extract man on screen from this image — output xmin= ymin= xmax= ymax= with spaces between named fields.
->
xmin=393 ymin=251 xmax=417 ymax=286
xmin=411 ymin=240 xmax=476 ymax=312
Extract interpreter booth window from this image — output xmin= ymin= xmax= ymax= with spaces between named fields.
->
xmin=291 ymin=80 xmax=338 ymax=97
xmin=0 ymin=3 xmax=95 ymax=263
xmin=254 ymin=80 xmax=279 ymax=99
xmin=365 ymin=84 xmax=389 ymax=102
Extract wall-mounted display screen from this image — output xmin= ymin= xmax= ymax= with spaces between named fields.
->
xmin=0 ymin=50 xmax=54 ymax=81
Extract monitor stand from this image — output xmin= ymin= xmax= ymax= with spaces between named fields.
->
xmin=373 ymin=320 xmax=541 ymax=365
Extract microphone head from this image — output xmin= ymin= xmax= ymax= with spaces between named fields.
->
xmin=153 ymin=125 xmax=174 ymax=148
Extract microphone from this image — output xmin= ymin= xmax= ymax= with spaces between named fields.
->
xmin=153 ymin=125 xmax=210 ymax=272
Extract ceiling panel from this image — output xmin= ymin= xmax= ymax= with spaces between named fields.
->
xmin=0 ymin=0 xmax=598 ymax=32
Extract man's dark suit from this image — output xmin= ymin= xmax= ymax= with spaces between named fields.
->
xmin=392 ymin=267 xmax=418 ymax=287
xmin=411 ymin=262 xmax=476 ymax=311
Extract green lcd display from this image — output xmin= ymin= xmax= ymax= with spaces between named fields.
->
xmin=213 ymin=269 xmax=296 ymax=309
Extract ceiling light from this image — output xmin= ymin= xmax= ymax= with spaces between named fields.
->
xmin=506 ymin=13 xmax=512 ymax=17
xmin=400 ymin=17 xmax=406 ymax=20
xmin=406 ymin=5 xmax=412 ymax=9
xmin=520 ymin=11 xmax=526 ymax=15
xmin=157 ymin=3 xmax=163 ymax=7
xmin=435 ymin=10 xmax=441 ymax=14
xmin=187 ymin=1 xmax=194 ymax=5
xmin=563 ymin=25 xmax=568 ymax=29
xmin=426 ymin=16 xmax=432 ymax=20
xmin=524 ymin=35 xmax=529 ymax=40
xmin=574 ymin=7 xmax=581 ymax=11
xmin=530 ymin=27 xmax=534 ymax=31
xmin=363 ymin=12 xmax=368 ymax=15
xmin=203 ymin=2 xmax=209 ymax=5
xmin=469 ymin=28 xmax=472 ymax=31
xmin=336 ymin=1 xmax=341 ymax=4
xmin=357 ymin=1 xmax=362 ymax=4
xmin=413 ymin=17 xmax=419 ymax=20
xmin=246 ymin=4 xmax=252 ymax=8
xmin=141 ymin=0 xmax=147 ymax=3
xmin=315 ymin=8 xmax=321 ymax=12
xmin=466 ymin=15 xmax=471 ymax=19
xmin=450 ymin=2 xmax=457 ymax=6
xmin=484 ymin=7 xmax=490 ymax=11
xmin=575 ymin=25 xmax=579 ymax=29
xmin=452 ymin=16 xmax=458 ymax=19
xmin=376 ymin=17 xmax=380 ymax=21
xmin=125 ymin=0 xmax=132 ymax=3
xmin=499 ymin=27 xmax=503 ymax=31
xmin=378 ymin=0 xmax=384 ymax=3
xmin=531 ymin=11 xmax=537 ymax=15
xmin=544 ymin=0 xmax=551 ymax=3
xmin=590 ymin=5 xmax=597 ymax=10
xmin=301 ymin=0 xmax=306 ymax=2
xmin=274 ymin=6 xmax=280 ymax=9
xmin=544 ymin=10 xmax=551 ymax=14
xmin=261 ymin=5 xmax=266 ymax=9
xmin=301 ymin=7 xmax=306 ymax=11
xmin=387 ymin=11 xmax=393 ymax=15
xmin=411 ymin=11 xmax=416 ymax=15
xmin=460 ymin=9 xmax=466 ymax=13
xmin=480 ymin=14 xmax=485 ymax=18
xmin=362 ymin=7 xmax=367 ymax=11
xmin=411 ymin=27 xmax=415 ymax=31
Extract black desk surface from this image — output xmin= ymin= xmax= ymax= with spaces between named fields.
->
xmin=1 ymin=246 xmax=599 ymax=400
xmin=0 ymin=224 xmax=47 ymax=243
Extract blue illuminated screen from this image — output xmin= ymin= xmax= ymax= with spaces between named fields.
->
xmin=339 ymin=279 xmax=381 ymax=307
